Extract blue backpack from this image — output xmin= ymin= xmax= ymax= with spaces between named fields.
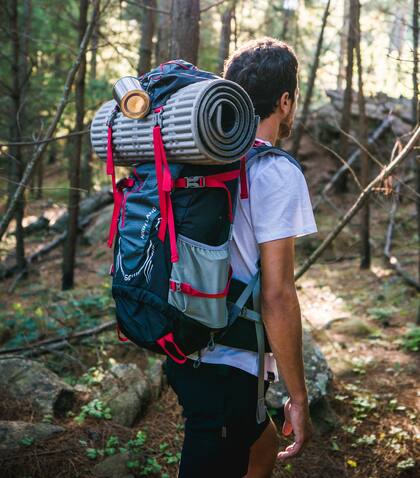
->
xmin=104 ymin=60 xmax=302 ymax=423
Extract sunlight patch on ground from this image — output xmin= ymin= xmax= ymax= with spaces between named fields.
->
xmin=298 ymin=271 xmax=352 ymax=330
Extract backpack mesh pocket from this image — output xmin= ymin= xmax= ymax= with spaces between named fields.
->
xmin=168 ymin=234 xmax=230 ymax=329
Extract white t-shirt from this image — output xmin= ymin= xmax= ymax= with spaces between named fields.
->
xmin=190 ymin=139 xmax=318 ymax=381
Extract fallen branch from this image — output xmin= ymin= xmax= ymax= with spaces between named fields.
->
xmin=0 ymin=0 xmax=100 ymax=242
xmin=313 ymin=116 xmax=393 ymax=211
xmin=0 ymin=320 xmax=115 ymax=356
xmin=6 ymin=215 xmax=93 ymax=292
xmin=0 ymin=129 xmax=89 ymax=148
xmin=384 ymin=182 xmax=420 ymax=290
xmin=295 ymin=126 xmax=420 ymax=281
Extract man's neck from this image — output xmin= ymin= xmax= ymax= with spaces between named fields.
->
xmin=256 ymin=114 xmax=280 ymax=145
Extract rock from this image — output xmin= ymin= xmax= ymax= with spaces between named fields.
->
xmin=93 ymin=453 xmax=134 ymax=478
xmin=83 ymin=204 xmax=114 ymax=245
xmin=0 ymin=358 xmax=74 ymax=416
xmin=333 ymin=317 xmax=377 ymax=337
xmin=51 ymin=188 xmax=112 ymax=233
xmin=99 ymin=363 xmax=150 ymax=427
xmin=266 ymin=329 xmax=333 ymax=409
xmin=0 ymin=420 xmax=64 ymax=450
xmin=144 ymin=356 xmax=164 ymax=401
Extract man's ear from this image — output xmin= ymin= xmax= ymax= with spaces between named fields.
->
xmin=277 ymin=92 xmax=292 ymax=115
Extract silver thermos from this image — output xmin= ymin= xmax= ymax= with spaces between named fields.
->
xmin=112 ymin=76 xmax=151 ymax=119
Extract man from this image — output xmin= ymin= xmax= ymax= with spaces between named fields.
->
xmin=165 ymin=37 xmax=317 ymax=478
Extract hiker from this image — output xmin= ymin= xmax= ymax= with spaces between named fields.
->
xmin=164 ymin=37 xmax=318 ymax=478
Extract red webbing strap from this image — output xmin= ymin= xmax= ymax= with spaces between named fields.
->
xmin=170 ymin=267 xmax=232 ymax=299
xmin=153 ymin=108 xmax=179 ymax=262
xmin=240 ymin=156 xmax=249 ymax=199
xmin=156 ymin=332 xmax=187 ymax=364
xmin=116 ymin=324 xmax=129 ymax=342
xmin=107 ymin=125 xmax=123 ymax=248
xmin=174 ymin=170 xmax=240 ymax=222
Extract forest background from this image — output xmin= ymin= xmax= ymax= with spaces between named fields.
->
xmin=0 ymin=1 xmax=419 ymax=477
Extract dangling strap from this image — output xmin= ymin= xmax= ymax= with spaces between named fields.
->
xmin=170 ymin=268 xmax=232 ymax=299
xmin=153 ymin=108 xmax=179 ymax=262
xmin=252 ymin=273 xmax=267 ymax=425
xmin=156 ymin=332 xmax=187 ymax=364
xmin=240 ymin=157 xmax=249 ymax=199
xmin=106 ymin=106 xmax=123 ymax=248
xmin=227 ymin=270 xmax=260 ymax=326
xmin=223 ymin=268 xmax=267 ymax=424
xmin=116 ymin=324 xmax=129 ymax=342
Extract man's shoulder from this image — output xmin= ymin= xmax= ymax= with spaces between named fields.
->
xmin=248 ymin=151 xmax=303 ymax=181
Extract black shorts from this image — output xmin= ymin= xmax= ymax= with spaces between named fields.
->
xmin=165 ymin=358 xmax=270 ymax=478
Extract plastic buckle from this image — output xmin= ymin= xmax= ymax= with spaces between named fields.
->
xmin=172 ymin=280 xmax=182 ymax=292
xmin=107 ymin=105 xmax=120 ymax=127
xmin=154 ymin=108 xmax=163 ymax=127
xmin=207 ymin=333 xmax=216 ymax=352
xmin=185 ymin=176 xmax=205 ymax=188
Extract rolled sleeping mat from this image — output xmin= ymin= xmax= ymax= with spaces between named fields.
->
xmin=90 ymin=79 xmax=259 ymax=165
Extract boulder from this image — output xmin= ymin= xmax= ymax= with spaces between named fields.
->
xmin=266 ymin=329 xmax=333 ymax=409
xmin=99 ymin=362 xmax=152 ymax=427
xmin=0 ymin=420 xmax=64 ymax=450
xmin=93 ymin=453 xmax=134 ymax=478
xmin=0 ymin=358 xmax=74 ymax=416
xmin=83 ymin=204 xmax=114 ymax=245
xmin=144 ymin=356 xmax=164 ymax=401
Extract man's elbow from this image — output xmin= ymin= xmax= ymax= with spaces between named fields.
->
xmin=261 ymin=286 xmax=299 ymax=315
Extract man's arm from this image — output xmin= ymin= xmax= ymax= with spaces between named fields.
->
xmin=260 ymin=236 xmax=313 ymax=459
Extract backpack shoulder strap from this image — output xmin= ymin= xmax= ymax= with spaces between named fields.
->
xmin=246 ymin=145 xmax=302 ymax=172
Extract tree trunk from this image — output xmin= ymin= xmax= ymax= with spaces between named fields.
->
xmin=35 ymin=155 xmax=43 ymax=199
xmin=335 ymin=0 xmax=357 ymax=193
xmin=170 ymin=0 xmax=200 ymax=64
xmin=355 ymin=0 xmax=370 ymax=269
xmin=281 ymin=7 xmax=293 ymax=41
xmin=155 ymin=0 xmax=171 ymax=64
xmin=90 ymin=0 xmax=100 ymax=81
xmin=81 ymin=0 xmax=101 ymax=196
xmin=0 ymin=1 xmax=100 ymax=242
xmin=137 ymin=0 xmax=156 ymax=75
xmin=218 ymin=2 xmax=234 ymax=74
xmin=62 ymin=0 xmax=89 ymax=290
xmin=291 ymin=0 xmax=330 ymax=157
xmin=9 ymin=0 xmax=31 ymax=274
xmin=413 ymin=0 xmax=420 ymax=323
xmin=337 ymin=0 xmax=349 ymax=90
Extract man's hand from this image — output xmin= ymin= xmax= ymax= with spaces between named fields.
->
xmin=277 ymin=397 xmax=313 ymax=461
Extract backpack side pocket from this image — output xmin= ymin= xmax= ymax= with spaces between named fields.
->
xmin=168 ymin=234 xmax=230 ymax=329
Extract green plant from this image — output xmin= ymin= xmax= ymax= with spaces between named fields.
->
xmin=367 ymin=306 xmax=396 ymax=325
xmin=351 ymin=395 xmax=377 ymax=420
xmin=141 ymin=457 xmax=161 ymax=475
xmin=127 ymin=430 xmax=147 ymax=450
xmin=19 ymin=436 xmax=34 ymax=447
xmin=75 ymin=399 xmax=112 ymax=423
xmin=396 ymin=458 xmax=415 ymax=470
xmin=401 ymin=326 xmax=420 ymax=352
xmin=86 ymin=448 xmax=103 ymax=460
xmin=126 ymin=460 xmax=140 ymax=469
xmin=354 ymin=434 xmax=376 ymax=446
xmin=165 ymin=451 xmax=181 ymax=464
xmin=104 ymin=435 xmax=119 ymax=456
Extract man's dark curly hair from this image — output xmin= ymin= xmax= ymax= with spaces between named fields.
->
xmin=223 ymin=37 xmax=298 ymax=120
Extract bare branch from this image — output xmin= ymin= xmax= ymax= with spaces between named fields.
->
xmin=0 ymin=0 xmax=101 ymax=241
xmin=200 ymin=0 xmax=226 ymax=13
xmin=295 ymin=126 xmax=420 ymax=280
xmin=0 ymin=129 xmax=89 ymax=148
xmin=384 ymin=182 xmax=420 ymax=290
xmin=124 ymin=0 xmax=169 ymax=15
